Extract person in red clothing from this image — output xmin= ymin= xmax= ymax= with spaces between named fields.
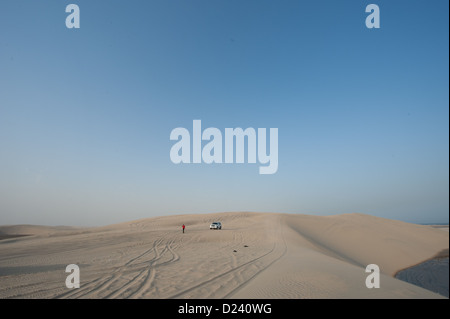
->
xmin=182 ymin=224 xmax=185 ymax=233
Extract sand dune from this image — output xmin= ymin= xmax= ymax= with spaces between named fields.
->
xmin=0 ymin=212 xmax=448 ymax=299
xmin=0 ymin=224 xmax=80 ymax=237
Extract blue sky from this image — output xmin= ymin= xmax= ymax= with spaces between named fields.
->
xmin=1 ymin=0 xmax=448 ymax=226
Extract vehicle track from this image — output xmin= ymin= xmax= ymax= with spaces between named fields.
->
xmin=56 ymin=235 xmax=180 ymax=299
xmin=167 ymin=215 xmax=287 ymax=299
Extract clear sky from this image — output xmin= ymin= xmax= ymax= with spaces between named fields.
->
xmin=1 ymin=0 xmax=448 ymax=226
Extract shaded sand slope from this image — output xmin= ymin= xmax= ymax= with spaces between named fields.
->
xmin=0 ymin=213 xmax=447 ymax=299
xmin=283 ymin=213 xmax=448 ymax=276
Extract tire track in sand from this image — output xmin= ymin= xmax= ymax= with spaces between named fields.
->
xmin=114 ymin=237 xmax=180 ymax=299
xmin=57 ymin=237 xmax=169 ymax=298
xmin=167 ymin=215 xmax=287 ymax=299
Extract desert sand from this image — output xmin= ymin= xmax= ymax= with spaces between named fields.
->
xmin=0 ymin=212 xmax=448 ymax=299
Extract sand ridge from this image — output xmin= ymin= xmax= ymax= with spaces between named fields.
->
xmin=0 ymin=212 xmax=448 ymax=299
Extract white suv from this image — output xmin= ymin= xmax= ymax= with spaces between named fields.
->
xmin=210 ymin=222 xmax=222 ymax=230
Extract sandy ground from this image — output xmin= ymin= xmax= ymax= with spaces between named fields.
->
xmin=0 ymin=212 xmax=448 ymax=299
